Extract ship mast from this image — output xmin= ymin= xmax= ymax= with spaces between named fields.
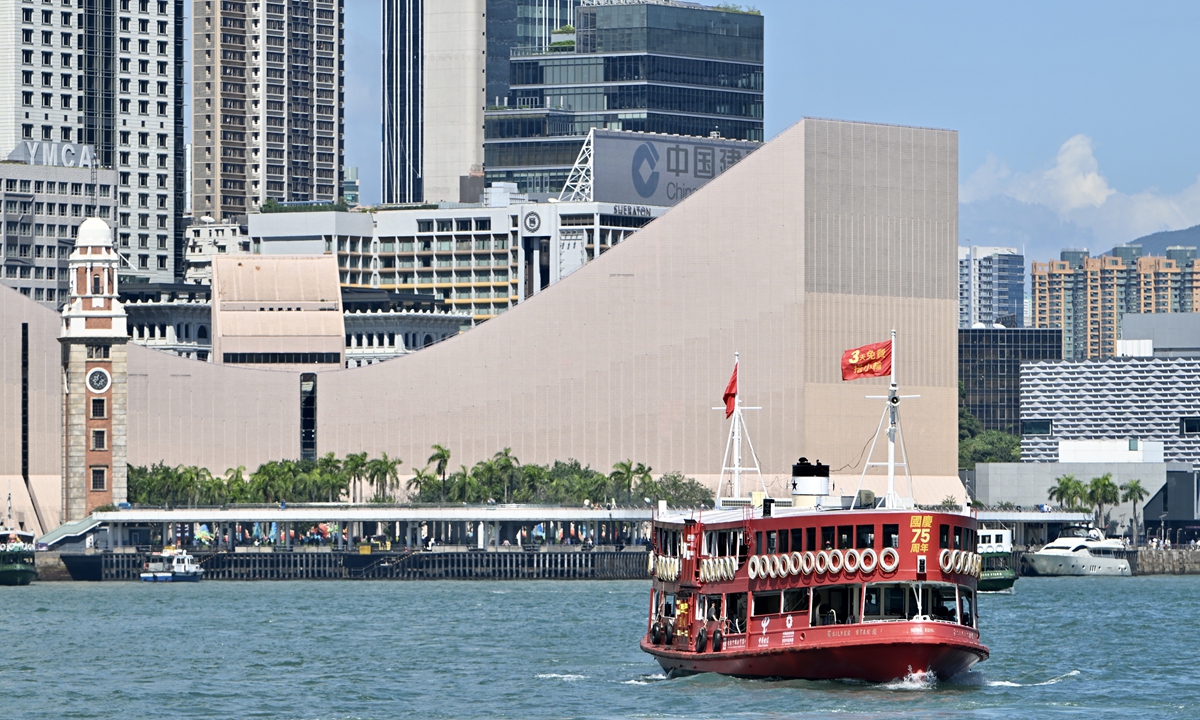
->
xmin=855 ymin=329 xmax=917 ymax=509
xmin=714 ymin=352 xmax=765 ymax=504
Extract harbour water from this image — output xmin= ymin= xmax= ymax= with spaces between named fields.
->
xmin=4 ymin=576 xmax=1199 ymax=718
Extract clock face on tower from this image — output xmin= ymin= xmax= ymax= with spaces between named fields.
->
xmin=87 ymin=368 xmax=110 ymax=394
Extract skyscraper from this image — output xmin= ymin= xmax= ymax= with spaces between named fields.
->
xmin=958 ymin=245 xmax=1025 ymax=328
xmin=192 ymin=0 xmax=345 ymax=220
xmin=0 ymin=0 xmax=186 ymax=284
xmin=382 ymin=0 xmax=580 ymax=204
xmin=483 ymin=1 xmax=764 ymax=195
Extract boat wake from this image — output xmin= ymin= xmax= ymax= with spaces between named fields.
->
xmin=536 ymin=673 xmax=587 ymax=681
xmin=986 ymin=670 xmax=1080 ymax=688
xmin=621 ymin=673 xmax=668 ymax=686
xmin=880 ymin=668 xmax=937 ymax=691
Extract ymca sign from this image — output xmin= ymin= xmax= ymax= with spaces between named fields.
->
xmin=7 ymin=141 xmax=96 ymax=168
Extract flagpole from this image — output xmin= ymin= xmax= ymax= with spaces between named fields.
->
xmin=732 ymin=352 xmax=741 ymax=499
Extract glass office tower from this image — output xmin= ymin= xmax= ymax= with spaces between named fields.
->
xmin=483 ymin=2 xmax=764 ymax=195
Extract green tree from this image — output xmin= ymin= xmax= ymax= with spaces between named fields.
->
xmin=610 ymin=460 xmax=634 ymax=504
xmin=959 ymin=381 xmax=982 ymax=441
xmin=367 ymin=453 xmax=402 ymax=502
xmin=428 ymin=444 xmax=451 ymax=503
xmin=1120 ymin=479 xmax=1149 ymax=546
xmin=406 ymin=466 xmax=438 ymax=503
xmin=491 ymin=448 xmax=520 ymax=504
xmin=343 ymin=452 xmax=368 ymax=503
xmin=637 ymin=471 xmax=714 ymax=507
xmin=959 ymin=430 xmax=1020 ymax=467
xmin=1048 ymin=474 xmax=1085 ymax=510
xmin=1087 ymin=473 xmax=1120 ymax=530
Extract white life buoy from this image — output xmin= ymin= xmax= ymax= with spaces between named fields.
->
xmin=777 ymin=554 xmax=790 ymax=577
xmin=701 ymin=560 xmax=710 ymax=582
xmin=844 ymin=548 xmax=860 ymax=573
xmin=974 ymin=553 xmax=983 ymax=577
xmin=828 ymin=548 xmax=844 ymax=574
xmin=648 ymin=553 xmax=655 ymax=574
xmin=815 ymin=550 xmax=829 ymax=574
xmin=790 ymin=551 xmax=803 ymax=576
xmin=859 ymin=548 xmax=878 ymax=573
xmin=939 ymin=548 xmax=953 ymax=573
xmin=767 ymin=554 xmax=779 ymax=579
xmin=748 ymin=555 xmax=760 ymax=580
xmin=880 ymin=547 xmax=900 ymax=573
xmin=953 ymin=550 xmax=965 ymax=574
xmin=725 ymin=556 xmax=735 ymax=580
xmin=802 ymin=551 xmax=816 ymax=575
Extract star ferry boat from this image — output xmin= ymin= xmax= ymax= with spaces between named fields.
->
xmin=640 ymin=338 xmax=989 ymax=682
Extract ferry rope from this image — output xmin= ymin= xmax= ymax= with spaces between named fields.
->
xmin=880 ymin=547 xmax=900 ymax=573
xmin=859 ymin=548 xmax=877 ymax=573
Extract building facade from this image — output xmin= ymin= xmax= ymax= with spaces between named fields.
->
xmin=2 ymin=118 xmax=964 ymax=534
xmin=246 ymin=190 xmax=665 ymax=322
xmin=1020 ymin=357 xmax=1200 ymax=465
xmin=382 ymin=0 xmax=581 ymax=204
xmin=483 ymin=1 xmax=764 ymax=195
xmin=0 ymin=0 xmax=187 ymax=285
xmin=959 ymin=327 xmax=1061 ymax=434
xmin=1032 ymin=248 xmax=1195 ymax=360
xmin=958 ymin=245 xmax=1023 ymax=328
xmin=2 ymin=152 xmax=118 ymax=306
xmin=192 ymin=0 xmax=345 ymax=220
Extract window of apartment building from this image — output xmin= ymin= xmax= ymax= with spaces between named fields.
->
xmin=91 ymin=429 xmax=107 ymax=451
xmin=91 ymin=467 xmax=107 ymax=491
xmin=1181 ymin=418 xmax=1200 ymax=436
xmin=91 ymin=398 xmax=106 ymax=419
xmin=1021 ymin=420 xmax=1052 ymax=436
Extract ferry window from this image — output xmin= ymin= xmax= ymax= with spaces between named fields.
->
xmin=883 ymin=524 xmax=899 ymax=548
xmin=884 ymin=585 xmax=907 ymax=618
xmin=778 ymin=530 xmax=789 ymax=554
xmin=752 ymin=591 xmax=781 ymax=616
xmin=812 ymin=584 xmax=859 ymax=626
xmin=863 ymin=586 xmax=881 ymax=617
xmin=662 ymin=594 xmax=676 ymax=617
xmin=791 ymin=529 xmax=803 ymax=554
xmin=821 ymin=527 xmax=834 ymax=550
xmin=939 ymin=524 xmax=950 ymax=549
xmin=766 ymin=530 xmax=777 ymax=554
xmin=755 ymin=531 xmax=763 ymax=555
xmin=783 ymin=588 xmax=809 ymax=614
xmin=980 ymin=534 xmax=990 ymax=545
xmin=953 ymin=527 xmax=964 ymax=550
xmin=923 ymin=585 xmax=958 ymax=622
xmin=704 ymin=594 xmax=723 ymax=622
xmin=855 ymin=525 xmax=875 ymax=549
xmin=806 ymin=527 xmax=816 ymax=552
xmin=717 ymin=530 xmax=728 ymax=556
xmin=958 ymin=586 xmax=975 ymax=628
xmin=837 ymin=525 xmax=853 ymax=550
xmin=728 ymin=593 xmax=747 ymax=633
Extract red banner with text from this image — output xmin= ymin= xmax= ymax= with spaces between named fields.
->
xmin=841 ymin=340 xmax=892 ymax=381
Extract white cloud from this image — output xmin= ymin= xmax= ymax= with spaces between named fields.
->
xmin=962 ymin=134 xmax=1200 ymax=247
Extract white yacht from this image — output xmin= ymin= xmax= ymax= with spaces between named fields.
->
xmin=140 ymin=547 xmax=204 ymax=582
xmin=1021 ymin=525 xmax=1131 ymax=577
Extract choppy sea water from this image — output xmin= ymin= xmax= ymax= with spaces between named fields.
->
xmin=3 ymin=575 xmax=1198 ymax=718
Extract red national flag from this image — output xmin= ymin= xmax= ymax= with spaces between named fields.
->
xmin=722 ymin=361 xmax=738 ymax=418
xmin=841 ymin=340 xmax=892 ymax=381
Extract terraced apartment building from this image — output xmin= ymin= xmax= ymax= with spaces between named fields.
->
xmin=192 ymin=0 xmax=344 ymax=219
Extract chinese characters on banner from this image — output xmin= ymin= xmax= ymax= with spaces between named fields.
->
xmin=840 ymin=340 xmax=892 ymax=381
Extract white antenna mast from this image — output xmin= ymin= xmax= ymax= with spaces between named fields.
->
xmin=713 ymin=352 xmax=765 ymax=505
xmin=854 ymin=329 xmax=918 ymax=509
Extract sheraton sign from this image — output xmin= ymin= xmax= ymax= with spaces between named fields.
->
xmin=7 ymin=141 xmax=97 ymax=168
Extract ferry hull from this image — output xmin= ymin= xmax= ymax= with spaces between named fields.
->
xmin=0 ymin=564 xmax=37 ymax=586
xmin=641 ymin=622 xmax=988 ymax=683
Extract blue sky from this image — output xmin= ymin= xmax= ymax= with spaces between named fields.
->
xmin=342 ymin=1 xmax=1200 ymax=261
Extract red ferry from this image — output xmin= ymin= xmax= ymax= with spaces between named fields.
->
xmin=641 ymin=340 xmax=989 ymax=682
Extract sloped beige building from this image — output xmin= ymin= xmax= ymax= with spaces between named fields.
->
xmin=0 ymin=118 xmax=962 ymax=533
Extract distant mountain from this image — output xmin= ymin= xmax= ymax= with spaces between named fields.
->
xmin=1112 ymin=224 xmax=1200 ymax=257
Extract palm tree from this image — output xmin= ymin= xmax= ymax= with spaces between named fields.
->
xmin=492 ymin=448 xmax=519 ymax=504
xmin=343 ymin=452 xmax=368 ymax=503
xmin=316 ymin=453 xmax=345 ymax=502
xmin=367 ymin=453 xmax=402 ymax=502
xmin=1048 ymin=474 xmax=1085 ymax=510
xmin=1120 ymin=479 xmax=1150 ymax=547
xmin=1087 ymin=473 xmax=1120 ymax=530
xmin=633 ymin=463 xmax=653 ymax=504
xmin=610 ymin=460 xmax=634 ymax=504
xmin=428 ymin=444 xmax=451 ymax=504
xmin=406 ymin=466 xmax=437 ymax=503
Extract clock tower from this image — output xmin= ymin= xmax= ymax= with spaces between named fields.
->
xmin=60 ymin=218 xmax=129 ymax=521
